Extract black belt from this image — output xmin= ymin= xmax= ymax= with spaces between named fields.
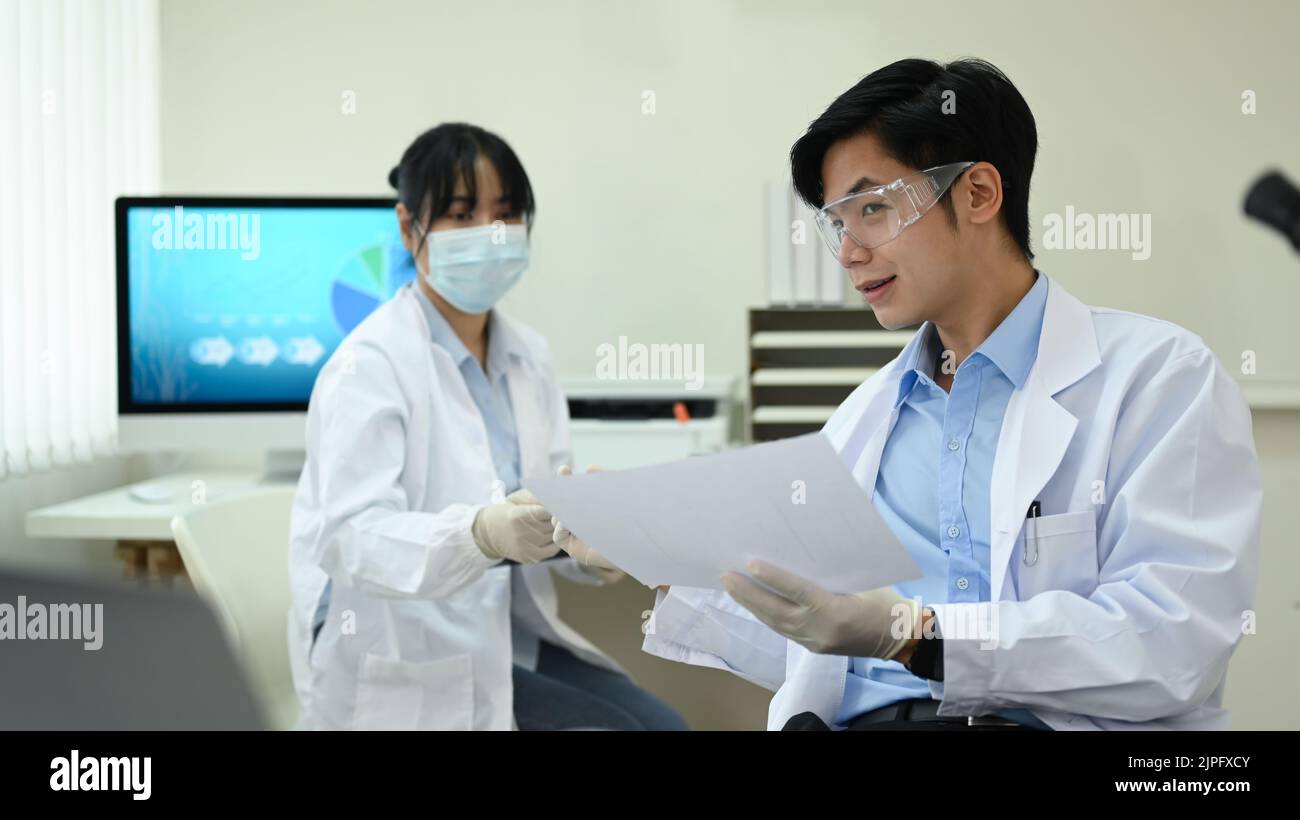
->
xmin=851 ymin=698 xmax=1025 ymax=728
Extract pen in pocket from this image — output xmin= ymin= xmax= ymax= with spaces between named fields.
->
xmin=1024 ymin=501 xmax=1042 ymax=566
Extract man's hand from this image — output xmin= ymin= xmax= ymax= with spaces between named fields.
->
xmin=721 ymin=560 xmax=920 ymax=660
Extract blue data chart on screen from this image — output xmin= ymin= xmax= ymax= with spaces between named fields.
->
xmin=126 ymin=205 xmax=417 ymax=405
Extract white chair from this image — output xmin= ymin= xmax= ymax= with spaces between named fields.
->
xmin=171 ymin=485 xmax=299 ymax=730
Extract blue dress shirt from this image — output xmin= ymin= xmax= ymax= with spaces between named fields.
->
xmin=835 ymin=272 xmax=1050 ymax=730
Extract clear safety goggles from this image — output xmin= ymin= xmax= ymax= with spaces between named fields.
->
xmin=813 ymin=161 xmax=975 ymax=254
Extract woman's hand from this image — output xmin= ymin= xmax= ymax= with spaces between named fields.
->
xmin=553 ymin=465 xmax=626 ymax=583
xmin=471 ymin=489 xmax=562 ymax=564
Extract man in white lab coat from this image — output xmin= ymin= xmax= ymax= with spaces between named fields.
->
xmin=642 ymin=58 xmax=1261 ymax=730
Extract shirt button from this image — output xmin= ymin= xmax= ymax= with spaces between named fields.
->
xmin=947 ymin=439 xmax=960 ymax=451
xmin=947 ymin=526 xmax=960 ymax=538
xmin=956 ymin=577 xmax=970 ymax=590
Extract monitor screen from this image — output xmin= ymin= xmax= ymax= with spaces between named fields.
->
xmin=116 ymin=197 xmax=417 ymax=412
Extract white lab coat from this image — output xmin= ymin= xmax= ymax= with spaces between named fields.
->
xmin=644 ymin=276 xmax=1261 ymax=730
xmin=288 ymin=284 xmax=621 ymax=731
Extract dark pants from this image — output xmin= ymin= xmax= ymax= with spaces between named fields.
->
xmin=783 ymin=699 xmax=1049 ymax=731
xmin=512 ymin=641 xmax=689 ymax=731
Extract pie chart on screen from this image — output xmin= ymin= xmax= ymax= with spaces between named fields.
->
xmin=329 ymin=243 xmax=395 ymax=334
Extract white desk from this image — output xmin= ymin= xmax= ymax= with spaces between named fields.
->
xmin=25 ymin=471 xmax=288 ymax=583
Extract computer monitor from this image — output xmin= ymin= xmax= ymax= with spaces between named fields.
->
xmin=115 ymin=196 xmax=416 ymax=461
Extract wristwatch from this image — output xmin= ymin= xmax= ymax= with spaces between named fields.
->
xmin=907 ymin=611 xmax=944 ymax=681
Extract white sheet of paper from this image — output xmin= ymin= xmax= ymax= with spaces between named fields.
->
xmin=526 ymin=432 xmax=922 ymax=592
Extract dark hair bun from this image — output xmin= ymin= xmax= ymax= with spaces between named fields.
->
xmin=387 ymin=165 xmax=401 ymax=190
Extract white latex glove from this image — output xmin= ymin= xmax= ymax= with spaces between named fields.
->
xmin=721 ymin=560 xmax=919 ymax=659
xmin=471 ymin=489 xmax=561 ymax=564
xmin=552 ymin=465 xmax=625 ymax=583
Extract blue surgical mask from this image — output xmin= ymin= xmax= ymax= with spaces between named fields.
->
xmin=418 ymin=223 xmax=529 ymax=313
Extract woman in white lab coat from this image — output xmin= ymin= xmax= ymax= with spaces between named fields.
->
xmin=288 ymin=123 xmax=686 ymax=730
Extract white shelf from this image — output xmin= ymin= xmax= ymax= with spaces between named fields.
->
xmin=1239 ymin=380 xmax=1300 ymax=410
xmin=751 ymin=406 xmax=837 ymax=425
xmin=750 ymin=329 xmax=915 ymax=349
xmin=560 ymin=376 xmax=735 ymax=400
xmin=751 ymin=367 xmax=877 ymax=386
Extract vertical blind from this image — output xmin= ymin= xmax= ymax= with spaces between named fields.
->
xmin=0 ymin=0 xmax=160 ymax=477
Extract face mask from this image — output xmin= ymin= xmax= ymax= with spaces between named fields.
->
xmin=419 ymin=223 xmax=529 ymax=313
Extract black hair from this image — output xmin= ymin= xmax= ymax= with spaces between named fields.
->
xmin=790 ymin=58 xmax=1038 ymax=259
xmin=389 ymin=122 xmax=536 ymax=256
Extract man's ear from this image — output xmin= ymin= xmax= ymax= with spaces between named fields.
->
xmin=958 ymin=161 xmax=1004 ymax=227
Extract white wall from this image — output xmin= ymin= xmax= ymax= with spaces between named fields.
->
xmin=4 ymin=0 xmax=1295 ymax=730
xmin=0 ymin=457 xmax=127 ymax=576
xmin=1231 ymin=410 xmax=1300 ymax=729
xmin=154 ymin=0 xmax=1300 ymax=395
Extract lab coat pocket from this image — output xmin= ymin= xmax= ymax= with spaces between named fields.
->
xmin=1017 ymin=510 xmax=1098 ymax=600
xmin=352 ymin=652 xmax=474 ymax=731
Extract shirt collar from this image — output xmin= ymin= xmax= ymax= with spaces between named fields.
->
xmin=891 ymin=270 xmax=1048 ymax=407
xmin=893 ymin=323 xmax=943 ymax=408
xmin=413 ymin=283 xmax=520 ymax=380
xmin=973 ymin=270 xmax=1047 ymax=389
